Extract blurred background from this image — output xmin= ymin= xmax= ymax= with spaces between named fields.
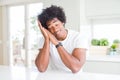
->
xmin=0 ymin=0 xmax=120 ymax=74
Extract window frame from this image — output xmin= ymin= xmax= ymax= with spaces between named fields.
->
xmin=2 ymin=2 xmax=43 ymax=66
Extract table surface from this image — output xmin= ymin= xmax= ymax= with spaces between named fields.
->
xmin=0 ymin=65 xmax=120 ymax=80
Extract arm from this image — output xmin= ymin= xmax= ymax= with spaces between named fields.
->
xmin=56 ymin=46 xmax=86 ymax=73
xmin=46 ymin=30 xmax=86 ymax=73
xmin=35 ymin=39 xmax=50 ymax=72
xmin=35 ymin=21 xmax=50 ymax=72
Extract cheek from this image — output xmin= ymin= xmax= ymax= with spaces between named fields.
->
xmin=48 ymin=29 xmax=54 ymax=34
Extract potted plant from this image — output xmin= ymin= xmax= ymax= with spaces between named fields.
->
xmin=113 ymin=39 xmax=120 ymax=48
xmin=110 ymin=43 xmax=117 ymax=51
xmin=109 ymin=43 xmax=117 ymax=55
xmin=99 ymin=38 xmax=109 ymax=46
xmin=109 ymin=39 xmax=120 ymax=55
xmin=91 ymin=39 xmax=100 ymax=46
xmin=89 ymin=38 xmax=109 ymax=55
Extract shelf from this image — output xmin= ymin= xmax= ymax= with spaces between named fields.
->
xmin=86 ymin=55 xmax=120 ymax=62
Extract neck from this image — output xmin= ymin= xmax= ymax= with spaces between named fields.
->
xmin=59 ymin=29 xmax=68 ymax=41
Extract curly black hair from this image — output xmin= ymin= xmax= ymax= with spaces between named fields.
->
xmin=37 ymin=5 xmax=66 ymax=29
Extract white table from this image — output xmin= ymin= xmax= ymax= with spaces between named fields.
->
xmin=0 ymin=65 xmax=120 ymax=80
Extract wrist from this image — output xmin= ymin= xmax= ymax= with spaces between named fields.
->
xmin=55 ymin=42 xmax=63 ymax=48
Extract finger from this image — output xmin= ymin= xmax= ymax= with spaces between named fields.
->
xmin=38 ymin=20 xmax=41 ymax=25
xmin=38 ymin=21 xmax=43 ymax=30
xmin=38 ymin=20 xmax=42 ymax=27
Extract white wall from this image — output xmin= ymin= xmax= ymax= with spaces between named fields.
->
xmin=42 ymin=0 xmax=80 ymax=31
xmin=85 ymin=0 xmax=120 ymax=19
xmin=0 ymin=6 xmax=3 ymax=65
xmin=0 ymin=0 xmax=80 ymax=31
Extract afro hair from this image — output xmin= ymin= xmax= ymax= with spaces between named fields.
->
xmin=38 ymin=5 xmax=66 ymax=29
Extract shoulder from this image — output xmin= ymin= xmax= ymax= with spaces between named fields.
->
xmin=67 ymin=29 xmax=83 ymax=38
xmin=67 ymin=29 xmax=89 ymax=49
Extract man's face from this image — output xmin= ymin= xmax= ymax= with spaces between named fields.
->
xmin=46 ymin=18 xmax=65 ymax=40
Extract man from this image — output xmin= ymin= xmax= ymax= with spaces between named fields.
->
xmin=35 ymin=5 xmax=88 ymax=73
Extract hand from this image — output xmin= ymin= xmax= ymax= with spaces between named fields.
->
xmin=38 ymin=21 xmax=49 ymax=40
xmin=45 ymin=30 xmax=59 ymax=45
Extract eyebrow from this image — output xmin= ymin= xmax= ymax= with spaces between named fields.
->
xmin=47 ymin=19 xmax=58 ymax=26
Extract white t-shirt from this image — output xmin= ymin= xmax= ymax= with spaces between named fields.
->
xmin=37 ymin=29 xmax=88 ymax=72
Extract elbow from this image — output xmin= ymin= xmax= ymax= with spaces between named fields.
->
xmin=71 ymin=62 xmax=85 ymax=73
xmin=71 ymin=67 xmax=81 ymax=73
xmin=36 ymin=64 xmax=47 ymax=73
xmin=35 ymin=60 xmax=47 ymax=73
xmin=72 ymin=60 xmax=86 ymax=73
xmin=37 ymin=67 xmax=46 ymax=73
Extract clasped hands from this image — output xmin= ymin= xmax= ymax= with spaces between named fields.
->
xmin=38 ymin=21 xmax=59 ymax=45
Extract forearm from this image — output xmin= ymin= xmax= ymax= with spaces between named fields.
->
xmin=35 ymin=39 xmax=50 ymax=72
xmin=57 ymin=46 xmax=86 ymax=73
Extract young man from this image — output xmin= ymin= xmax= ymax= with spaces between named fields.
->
xmin=35 ymin=5 xmax=88 ymax=73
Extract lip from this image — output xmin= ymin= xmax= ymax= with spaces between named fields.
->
xmin=54 ymin=30 xmax=60 ymax=35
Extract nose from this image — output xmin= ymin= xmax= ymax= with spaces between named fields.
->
xmin=51 ymin=24 xmax=58 ymax=32
xmin=48 ymin=25 xmax=57 ymax=34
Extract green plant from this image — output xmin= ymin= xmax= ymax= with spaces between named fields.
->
xmin=113 ymin=39 xmax=120 ymax=44
xmin=91 ymin=39 xmax=100 ymax=46
xmin=110 ymin=39 xmax=120 ymax=51
xmin=99 ymin=38 xmax=109 ymax=46
xmin=91 ymin=38 xmax=109 ymax=46
xmin=30 ymin=16 xmax=39 ymax=32
xmin=110 ymin=43 xmax=117 ymax=51
xmin=30 ymin=16 xmax=40 ymax=49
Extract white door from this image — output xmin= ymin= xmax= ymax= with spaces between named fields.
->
xmin=8 ymin=3 xmax=43 ymax=67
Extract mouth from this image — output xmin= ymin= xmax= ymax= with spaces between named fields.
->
xmin=54 ymin=30 xmax=61 ymax=35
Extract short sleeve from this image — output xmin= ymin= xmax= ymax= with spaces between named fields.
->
xmin=74 ymin=34 xmax=89 ymax=49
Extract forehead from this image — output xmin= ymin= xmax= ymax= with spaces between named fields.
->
xmin=46 ymin=18 xmax=59 ymax=25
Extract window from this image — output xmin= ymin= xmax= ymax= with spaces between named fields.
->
xmin=85 ymin=18 xmax=120 ymax=56
xmin=8 ymin=3 xmax=43 ymax=67
xmin=91 ymin=18 xmax=120 ymax=45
